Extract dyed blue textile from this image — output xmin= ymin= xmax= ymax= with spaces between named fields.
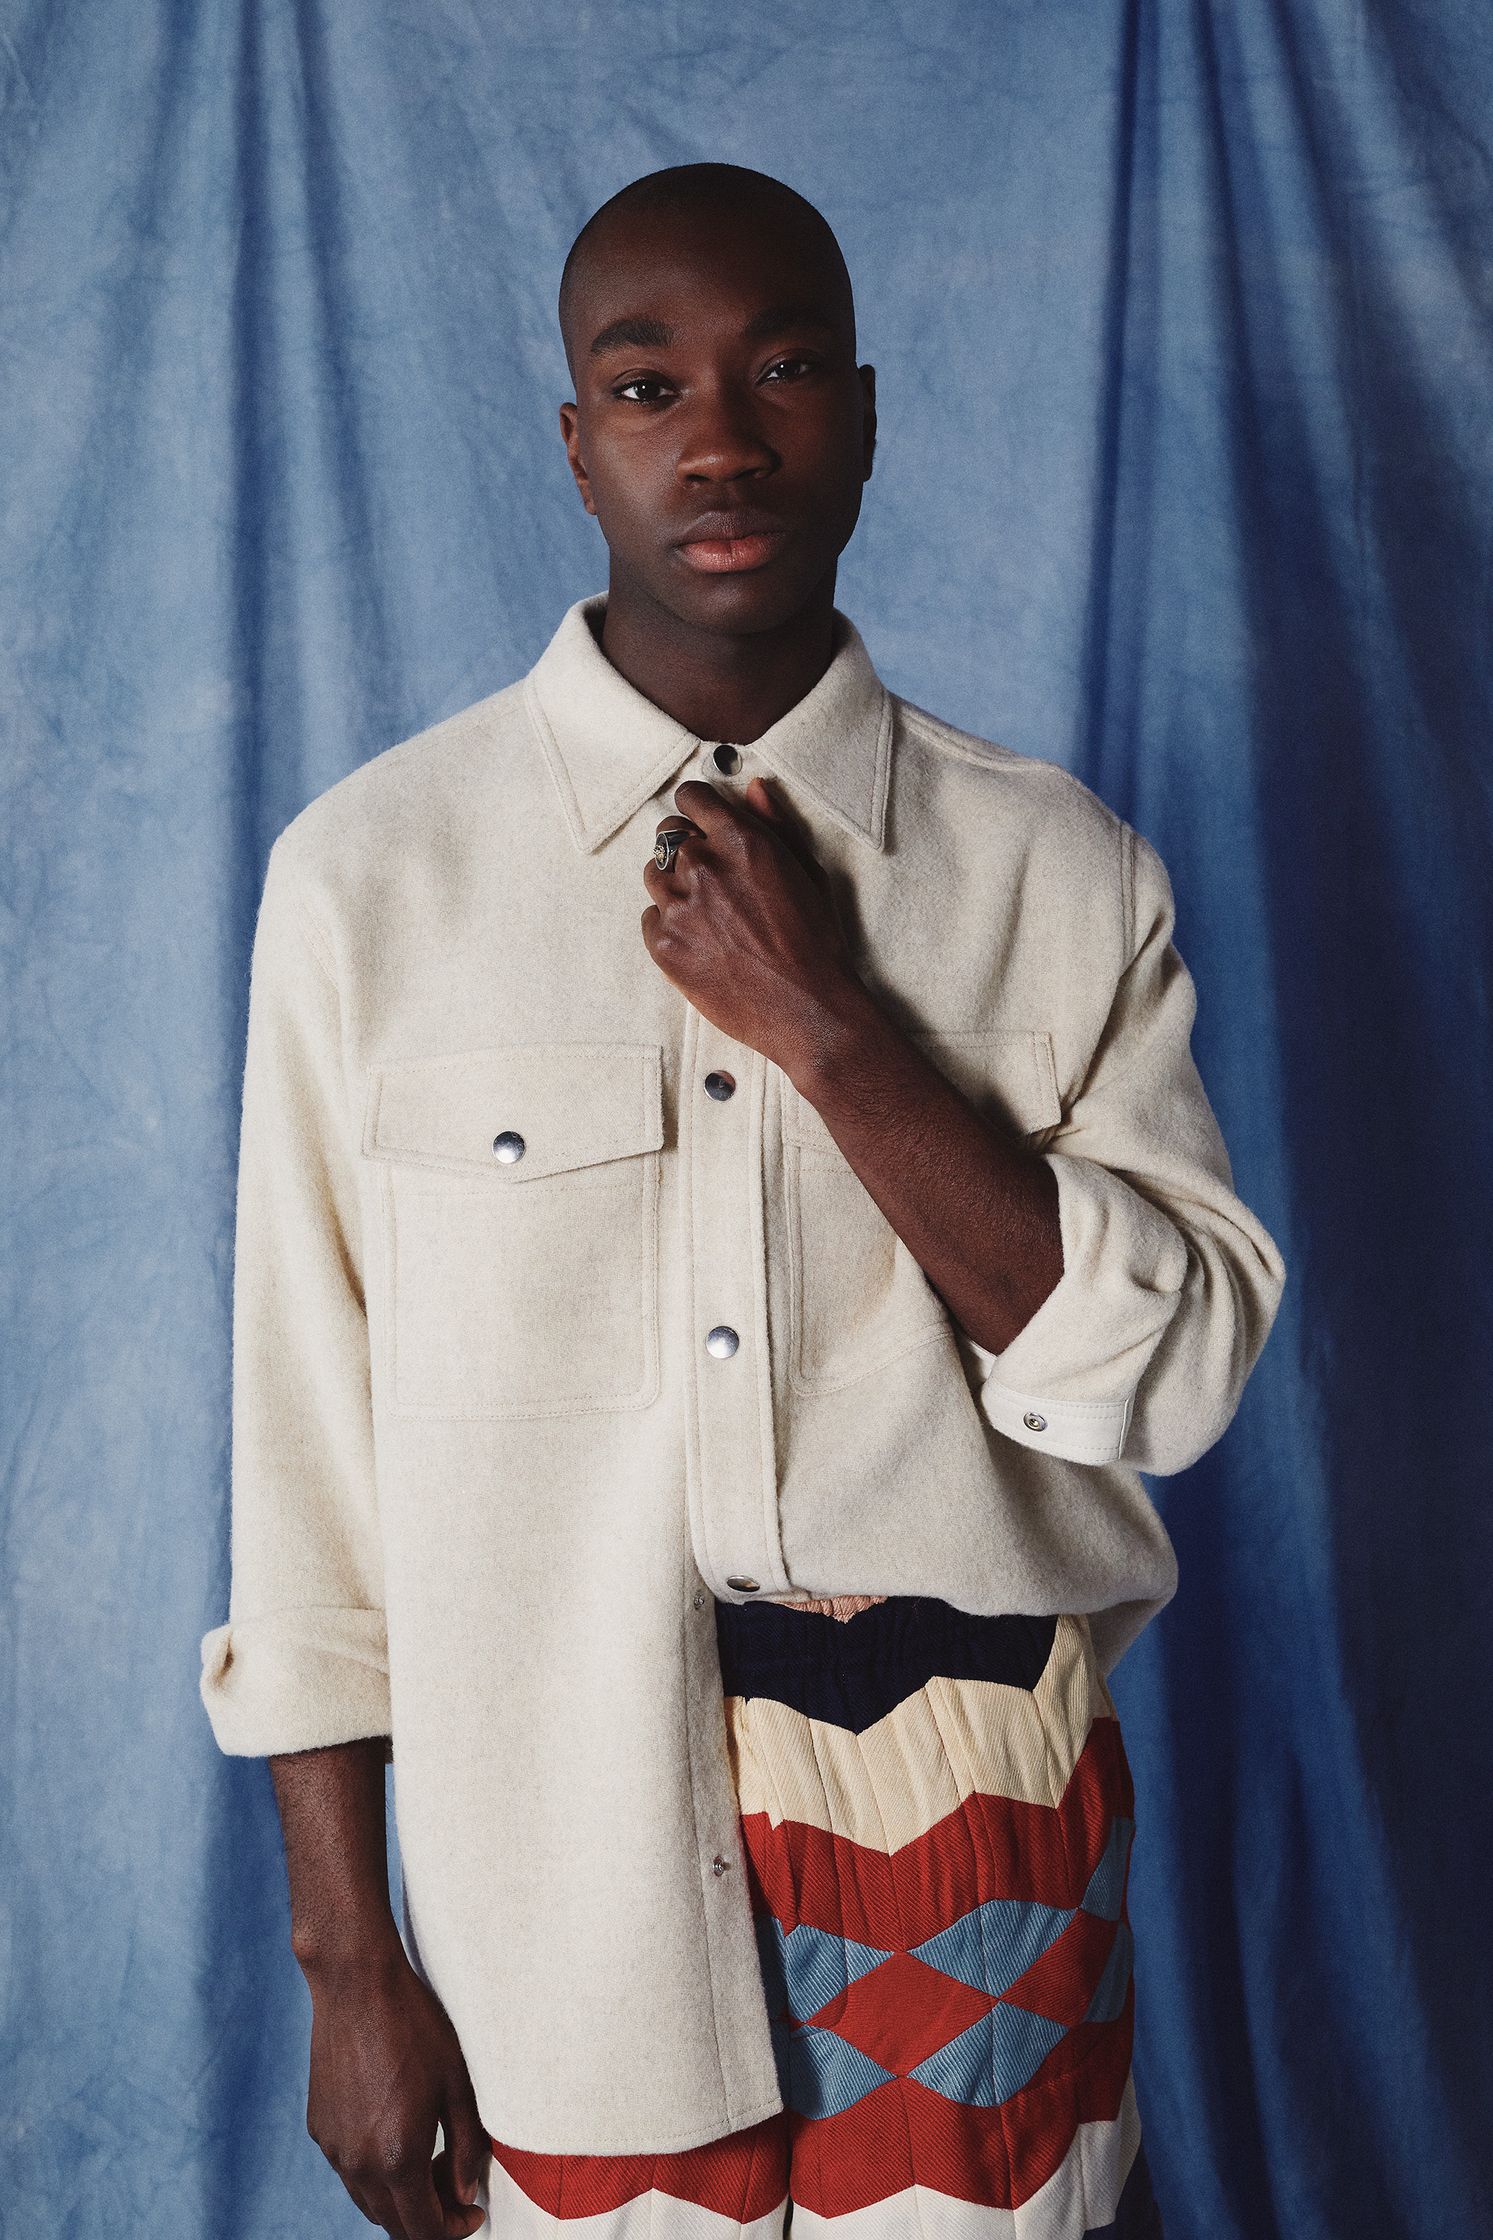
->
xmin=2 ymin=4 xmax=1489 ymax=2234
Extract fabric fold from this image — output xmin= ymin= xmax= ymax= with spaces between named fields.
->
xmin=199 ymin=1606 xmax=390 ymax=1756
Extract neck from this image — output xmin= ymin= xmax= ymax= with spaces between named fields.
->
xmin=596 ymin=567 xmax=839 ymax=744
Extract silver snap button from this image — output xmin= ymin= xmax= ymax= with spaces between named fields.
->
xmin=709 ymin=743 xmax=742 ymax=774
xmin=692 ymin=1589 xmax=707 ymax=1610
xmin=492 ymin=1131 xmax=525 ymax=1163
xmin=706 ymin=1325 xmax=739 ymax=1358
xmin=712 ymin=1853 xmax=732 ymax=1876
xmin=1023 ymin=1411 xmax=1048 ymax=1432
xmin=704 ymin=1070 xmax=736 ymax=1101
xmin=726 ymin=1575 xmax=760 ymax=1593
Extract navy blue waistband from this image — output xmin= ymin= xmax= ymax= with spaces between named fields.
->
xmin=713 ymin=1593 xmax=1060 ymax=1723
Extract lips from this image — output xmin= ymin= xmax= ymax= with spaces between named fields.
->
xmin=674 ymin=509 xmax=791 ymax=576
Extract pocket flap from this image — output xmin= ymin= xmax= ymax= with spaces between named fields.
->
xmin=782 ymin=1026 xmax=1062 ymax=1153
xmin=363 ymin=1041 xmax=664 ymax=1181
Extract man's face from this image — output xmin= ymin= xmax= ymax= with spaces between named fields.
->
xmin=559 ymin=208 xmax=876 ymax=637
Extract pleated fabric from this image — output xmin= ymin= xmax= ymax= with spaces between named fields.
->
xmin=481 ymin=1597 xmax=1162 ymax=2238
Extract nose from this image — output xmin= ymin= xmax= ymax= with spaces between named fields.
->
xmin=675 ymin=382 xmax=778 ymax=485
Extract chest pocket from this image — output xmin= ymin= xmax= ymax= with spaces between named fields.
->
xmin=779 ymin=1026 xmax=1063 ymax=1394
xmin=362 ymin=1041 xmax=664 ymax=1420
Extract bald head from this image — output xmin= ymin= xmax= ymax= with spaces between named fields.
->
xmin=558 ymin=163 xmax=856 ymax=383
xmin=554 ymin=161 xmax=875 ymax=640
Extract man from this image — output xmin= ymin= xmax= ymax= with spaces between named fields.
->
xmin=200 ymin=163 xmax=1284 ymax=2239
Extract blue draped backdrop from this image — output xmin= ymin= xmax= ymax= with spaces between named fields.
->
xmin=3 ymin=3 xmax=1489 ymax=2234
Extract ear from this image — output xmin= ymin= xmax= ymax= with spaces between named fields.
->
xmin=558 ymin=400 xmax=596 ymax=516
xmin=859 ymin=364 xmax=877 ymax=481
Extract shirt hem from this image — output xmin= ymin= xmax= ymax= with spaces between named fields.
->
xmin=481 ymin=2084 xmax=788 ymax=2161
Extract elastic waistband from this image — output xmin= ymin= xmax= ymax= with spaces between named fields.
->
xmin=713 ymin=1592 xmax=1061 ymax=1698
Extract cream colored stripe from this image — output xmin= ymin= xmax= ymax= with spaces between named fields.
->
xmin=725 ymin=1616 xmax=1113 ymax=1849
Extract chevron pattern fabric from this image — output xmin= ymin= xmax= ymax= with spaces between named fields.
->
xmin=484 ymin=1598 xmax=1162 ymax=2237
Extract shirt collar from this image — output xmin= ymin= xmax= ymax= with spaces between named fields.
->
xmin=522 ymin=593 xmax=894 ymax=856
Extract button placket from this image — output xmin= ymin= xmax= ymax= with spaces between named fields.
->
xmin=703 ymin=1072 xmax=739 ymax=1364
xmin=683 ymin=1017 xmax=788 ymax=1604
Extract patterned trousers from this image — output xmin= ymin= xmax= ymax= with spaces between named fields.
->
xmin=479 ymin=1594 xmax=1163 ymax=2237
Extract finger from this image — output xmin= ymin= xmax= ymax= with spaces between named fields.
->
xmin=439 ymin=2075 xmax=492 ymax=2218
xmin=347 ymin=2174 xmax=403 ymax=2235
xmin=340 ymin=2174 xmax=390 ymax=2229
xmin=674 ymin=774 xmax=781 ymax=856
xmin=385 ymin=2153 xmax=452 ymax=2240
xmin=644 ymin=821 xmax=704 ymax=881
xmin=431 ymin=2145 xmax=488 ymax=2238
xmin=747 ymin=779 xmax=832 ymax=892
xmin=648 ymin=838 xmax=694 ymax=876
xmin=669 ymin=777 xmax=738 ymax=836
xmin=641 ymin=857 xmax=690 ymax=909
xmin=647 ymin=813 xmax=703 ymax=864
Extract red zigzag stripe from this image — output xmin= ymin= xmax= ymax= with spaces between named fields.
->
xmin=784 ymin=1981 xmax=1135 ymax=2218
xmin=741 ymin=1711 xmax=1135 ymax=1948
xmin=489 ymin=1983 xmax=1135 ymax=2222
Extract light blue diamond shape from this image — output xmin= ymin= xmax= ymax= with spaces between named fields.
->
xmin=912 ymin=1896 xmax=1075 ymax=1996
xmin=786 ymin=1921 xmax=894 ymax=2023
xmin=788 ymin=2025 xmax=897 ymax=2118
xmin=909 ymin=2003 xmax=1069 ymax=2107
xmin=753 ymin=1910 xmax=789 ymax=2016
xmin=1083 ymin=1918 xmax=1133 ymax=2024
xmin=1080 ymin=1818 xmax=1135 ymax=1922
xmin=755 ymin=1913 xmax=892 ymax=2024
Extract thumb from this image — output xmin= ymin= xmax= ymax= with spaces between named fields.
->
xmin=439 ymin=2069 xmax=491 ymax=2225
xmin=747 ymin=774 xmax=832 ymax=892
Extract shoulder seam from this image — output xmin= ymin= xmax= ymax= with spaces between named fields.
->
xmin=267 ymin=835 xmax=341 ymax=994
xmin=282 ymin=680 xmax=522 ymax=829
xmin=893 ymin=702 xmax=1132 ymax=850
xmin=291 ymin=891 xmax=340 ymax=993
xmin=894 ymin=700 xmax=1027 ymax=768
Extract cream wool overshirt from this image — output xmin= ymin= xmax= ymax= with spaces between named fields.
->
xmin=199 ymin=593 xmax=1286 ymax=2156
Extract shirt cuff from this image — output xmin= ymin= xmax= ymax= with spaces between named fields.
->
xmin=199 ymin=1606 xmax=391 ymax=1757
xmin=975 ymin=1377 xmax=1136 ymax=1467
xmin=964 ymin=1148 xmax=1191 ymax=1466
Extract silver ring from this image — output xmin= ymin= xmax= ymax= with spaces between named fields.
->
xmin=653 ymin=823 xmax=694 ymax=872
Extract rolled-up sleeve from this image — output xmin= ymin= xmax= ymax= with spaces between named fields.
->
xmin=962 ymin=823 xmax=1286 ymax=1473
xmin=199 ymin=836 xmax=391 ymax=1756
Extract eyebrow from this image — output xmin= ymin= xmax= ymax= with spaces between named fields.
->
xmin=588 ymin=302 xmax=841 ymax=357
xmin=589 ymin=315 xmax=673 ymax=357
